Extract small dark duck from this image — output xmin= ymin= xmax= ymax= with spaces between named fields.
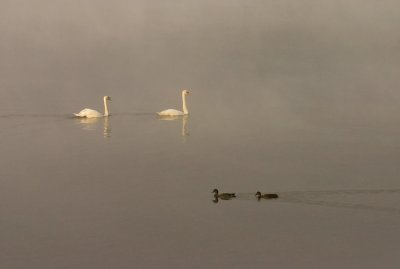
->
xmin=255 ymin=191 xmax=279 ymax=199
xmin=212 ymin=189 xmax=236 ymax=200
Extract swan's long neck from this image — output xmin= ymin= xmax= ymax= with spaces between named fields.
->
xmin=182 ymin=92 xmax=189 ymax=115
xmin=103 ymin=97 xmax=109 ymax=116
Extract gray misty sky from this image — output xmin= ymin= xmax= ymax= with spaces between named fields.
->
xmin=1 ymin=0 xmax=400 ymax=124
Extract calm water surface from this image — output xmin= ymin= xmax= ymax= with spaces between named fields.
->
xmin=1 ymin=112 xmax=400 ymax=269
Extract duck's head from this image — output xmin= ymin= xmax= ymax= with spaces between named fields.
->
xmin=211 ymin=189 xmax=219 ymax=194
xmin=182 ymin=90 xmax=190 ymax=96
xmin=255 ymin=191 xmax=262 ymax=197
xmin=104 ymin=96 xmax=112 ymax=101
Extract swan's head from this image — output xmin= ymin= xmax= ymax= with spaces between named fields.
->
xmin=212 ymin=189 xmax=219 ymax=194
xmin=104 ymin=96 xmax=112 ymax=101
xmin=182 ymin=90 xmax=190 ymax=96
xmin=255 ymin=191 xmax=261 ymax=197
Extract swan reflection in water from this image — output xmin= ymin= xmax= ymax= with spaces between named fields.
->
xmin=75 ymin=116 xmax=111 ymax=138
xmin=158 ymin=115 xmax=189 ymax=139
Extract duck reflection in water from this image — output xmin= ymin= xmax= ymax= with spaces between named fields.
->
xmin=75 ymin=116 xmax=111 ymax=138
xmin=212 ymin=189 xmax=236 ymax=203
xmin=255 ymin=191 xmax=279 ymax=201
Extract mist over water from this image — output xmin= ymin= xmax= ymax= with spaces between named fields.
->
xmin=2 ymin=0 xmax=400 ymax=117
xmin=1 ymin=1 xmax=400 ymax=268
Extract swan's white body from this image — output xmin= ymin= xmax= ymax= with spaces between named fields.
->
xmin=158 ymin=90 xmax=190 ymax=116
xmin=74 ymin=96 xmax=111 ymax=118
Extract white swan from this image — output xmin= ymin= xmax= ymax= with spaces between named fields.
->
xmin=158 ymin=90 xmax=190 ymax=116
xmin=74 ymin=96 xmax=112 ymax=118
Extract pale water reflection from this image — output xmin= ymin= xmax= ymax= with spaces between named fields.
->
xmin=74 ymin=116 xmax=111 ymax=138
xmin=158 ymin=115 xmax=189 ymax=141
